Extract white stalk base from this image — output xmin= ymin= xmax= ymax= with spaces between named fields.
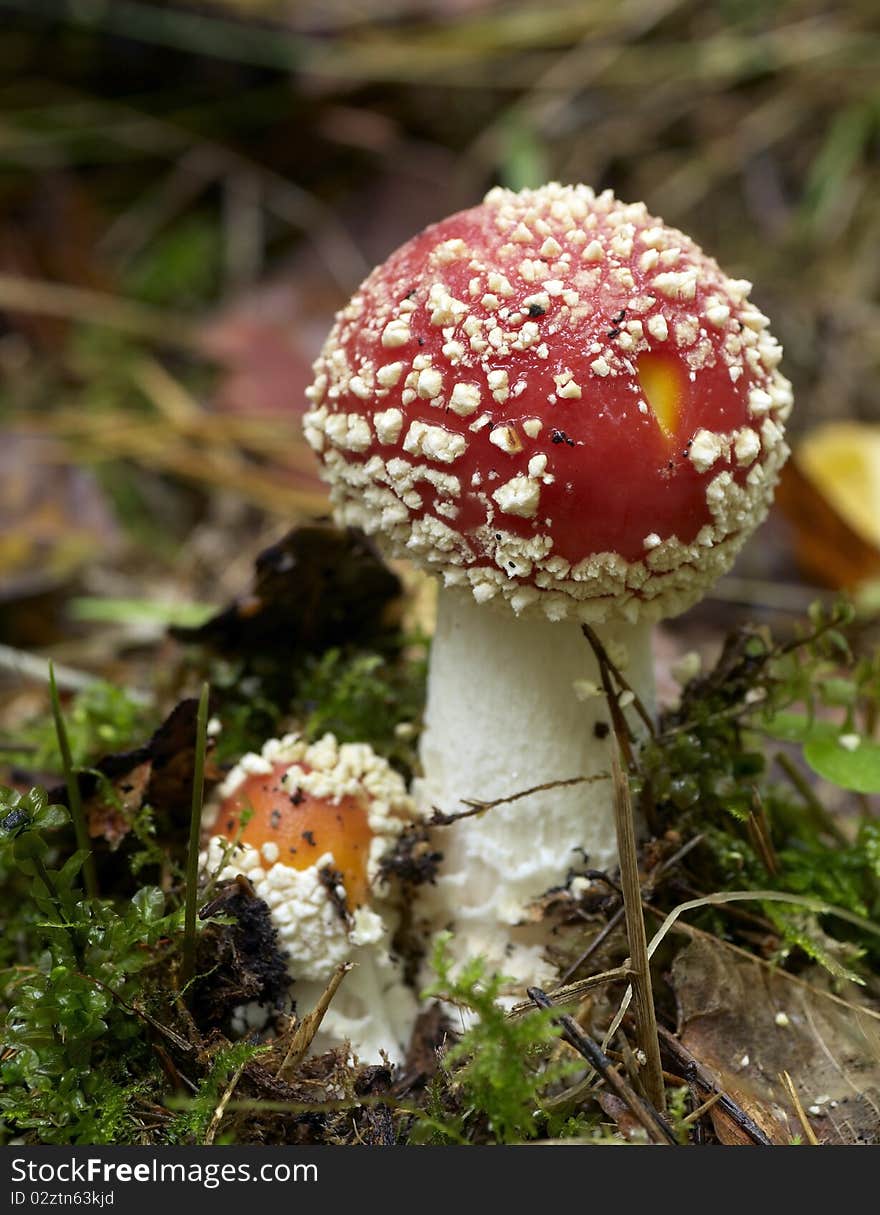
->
xmin=295 ymin=943 xmax=418 ymax=1066
xmin=416 ymin=588 xmax=654 ymax=988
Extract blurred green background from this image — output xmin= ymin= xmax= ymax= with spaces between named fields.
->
xmin=1 ymin=0 xmax=878 ymax=663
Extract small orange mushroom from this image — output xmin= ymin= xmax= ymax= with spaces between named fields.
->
xmin=201 ymin=732 xmax=420 ymax=1064
xmin=216 ymin=761 xmax=374 ymax=909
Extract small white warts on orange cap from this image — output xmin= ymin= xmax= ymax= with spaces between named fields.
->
xmin=201 ymin=734 xmax=416 ymax=983
xmin=303 ymin=182 xmax=791 ymax=626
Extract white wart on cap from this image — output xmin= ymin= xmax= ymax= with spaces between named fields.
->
xmin=304 ymin=182 xmax=791 ymax=624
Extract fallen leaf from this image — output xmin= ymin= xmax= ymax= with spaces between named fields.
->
xmin=670 ymin=934 xmax=880 ymax=1144
xmin=777 ymin=427 xmax=880 ymax=590
xmin=52 ymin=698 xmax=221 ymax=870
xmin=171 ymin=521 xmax=402 ymax=658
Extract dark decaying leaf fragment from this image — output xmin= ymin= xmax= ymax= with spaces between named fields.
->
xmin=49 ymin=697 xmax=221 ymax=874
xmin=170 ymin=522 xmax=402 ymax=658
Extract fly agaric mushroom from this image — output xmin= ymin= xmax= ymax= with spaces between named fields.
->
xmin=303 ymin=182 xmax=792 ymax=982
xmin=202 ymin=733 xmax=418 ymax=1062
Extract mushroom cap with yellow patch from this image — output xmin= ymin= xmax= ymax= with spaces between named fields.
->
xmin=304 ymin=183 xmax=791 ymax=624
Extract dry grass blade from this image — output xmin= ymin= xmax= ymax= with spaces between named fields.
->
xmin=14 ymin=409 xmax=329 ymax=518
xmin=204 ymin=1059 xmax=245 ymax=1146
xmin=507 ymin=966 xmax=629 ymax=1020
xmin=610 ymin=744 xmax=666 ymax=1113
xmin=603 ymin=887 xmax=880 ymax=1052
xmin=0 ymin=272 xmax=200 ymax=351
xmin=779 ymin=1070 xmax=820 ymax=1146
xmin=276 ymin=963 xmax=352 ymax=1080
xmin=681 ymin=1089 xmax=722 ymax=1127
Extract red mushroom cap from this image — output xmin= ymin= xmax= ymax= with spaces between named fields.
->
xmin=304 ymin=184 xmax=791 ymax=623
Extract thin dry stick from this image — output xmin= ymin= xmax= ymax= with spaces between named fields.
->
xmin=581 ymin=623 xmax=656 ymax=739
xmin=657 ymin=1026 xmax=771 ymax=1146
xmin=780 ymin=1070 xmax=820 ymax=1146
xmin=204 ymin=1060 xmax=246 ymax=1145
xmin=682 ymin=1089 xmax=723 ymax=1127
xmin=507 ymin=965 xmax=629 ymax=1020
xmin=432 ymin=774 xmax=602 ymax=826
xmin=557 ymin=907 xmax=626 ymax=985
xmin=527 ymin=987 xmax=676 ymax=1146
xmin=610 ymin=745 xmax=666 ymax=1114
xmin=276 ymin=963 xmax=352 ymax=1079
xmin=557 ymin=833 xmax=705 ymax=985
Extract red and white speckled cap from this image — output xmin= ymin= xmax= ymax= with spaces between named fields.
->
xmin=303 ymin=183 xmax=792 ymax=624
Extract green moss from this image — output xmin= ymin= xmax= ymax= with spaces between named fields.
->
xmin=3 ymin=599 xmax=880 ymax=1144
xmin=410 ymin=933 xmax=576 ymax=1145
xmin=293 ymin=645 xmax=426 ymax=775
xmin=637 ymin=602 xmax=880 ymax=976
xmin=163 ymin=1041 xmax=267 ymax=1145
xmin=3 ymin=681 xmax=156 ymax=773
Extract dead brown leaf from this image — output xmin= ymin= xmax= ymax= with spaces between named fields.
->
xmin=670 ymin=935 xmax=880 ymax=1145
xmin=171 ymin=521 xmax=402 ymax=659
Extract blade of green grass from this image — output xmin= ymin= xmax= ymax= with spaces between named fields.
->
xmin=48 ymin=662 xmax=98 ymax=900
xmin=181 ymin=681 xmax=210 ymax=990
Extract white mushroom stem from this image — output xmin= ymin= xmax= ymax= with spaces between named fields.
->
xmin=415 ymin=587 xmax=655 ymax=986
xmin=296 ymin=946 xmax=418 ymax=1066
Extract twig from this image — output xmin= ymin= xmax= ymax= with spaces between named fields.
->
xmin=181 ymin=682 xmax=210 ymax=990
xmin=779 ymin=1070 xmax=820 ymax=1146
xmin=431 ymin=774 xmax=601 ymax=826
xmin=508 ymin=965 xmax=629 ymax=1019
xmin=276 ymin=963 xmax=353 ymax=1079
xmin=581 ymin=623 xmax=656 ymax=740
xmin=83 ymin=974 xmax=196 ymax=1056
xmin=557 ymin=908 xmax=626 ymax=985
xmin=48 ymin=663 xmax=97 ymax=900
xmin=557 ymin=834 xmax=705 ymax=985
xmin=610 ymin=745 xmax=666 ymax=1113
xmin=204 ymin=1061 xmax=246 ymax=1145
xmin=527 ymin=988 xmax=676 ymax=1146
xmin=657 ymin=1026 xmax=772 ymax=1146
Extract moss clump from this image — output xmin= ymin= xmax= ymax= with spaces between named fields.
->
xmin=636 ymin=602 xmax=880 ymax=978
xmin=408 ymin=933 xmax=589 ymax=1145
